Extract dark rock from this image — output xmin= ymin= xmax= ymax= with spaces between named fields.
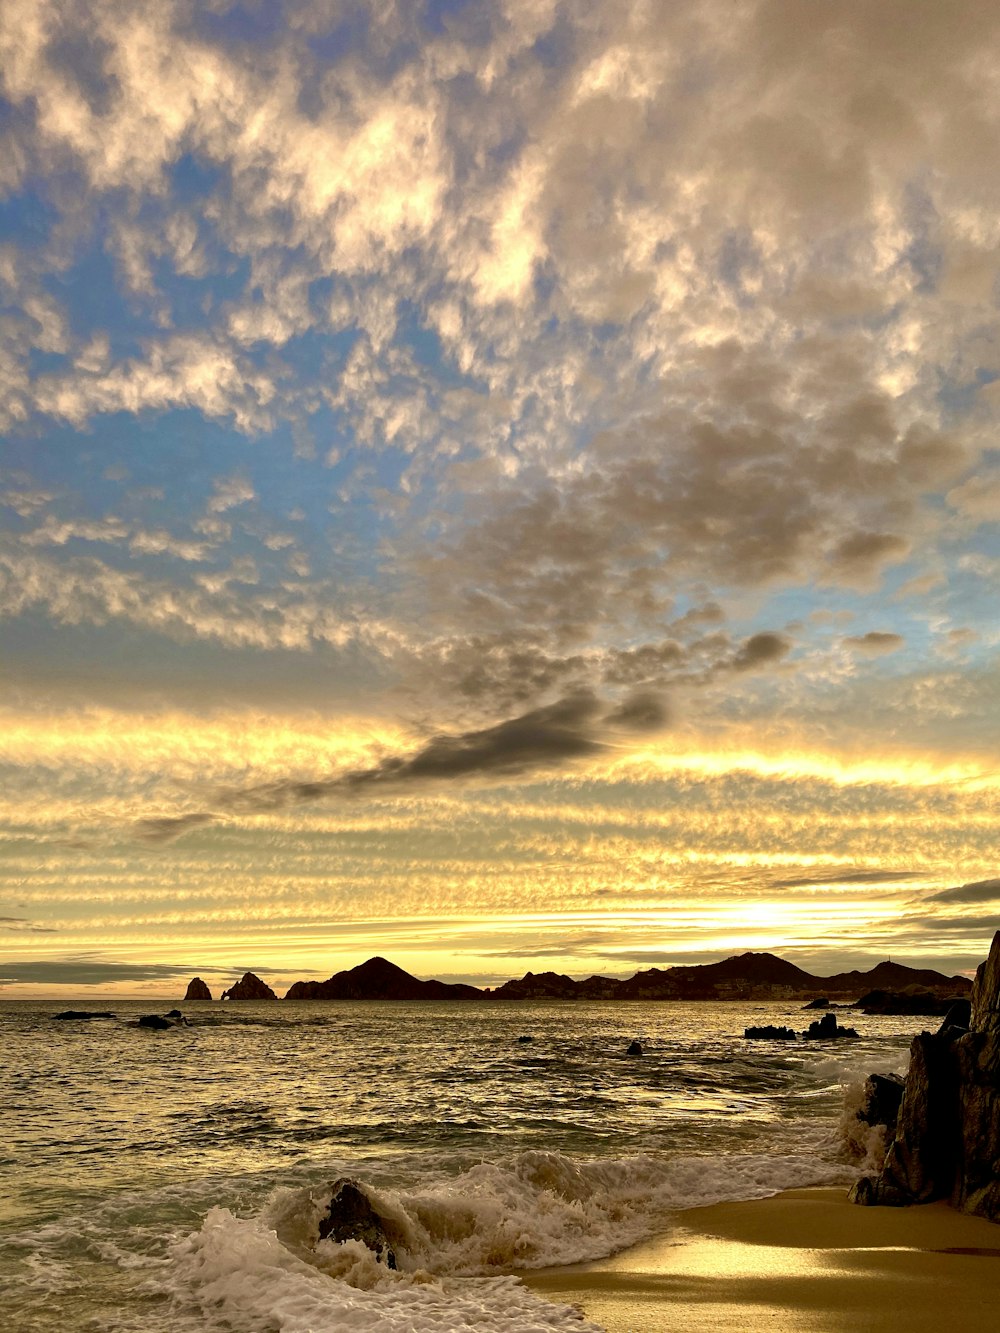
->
xmin=517 ymin=1035 xmax=534 ymax=1042
xmin=165 ymin=1009 xmax=183 ymax=1018
xmin=804 ymin=1012 xmax=859 ymax=1040
xmin=936 ymin=998 xmax=972 ymax=1037
xmin=52 ymin=1010 xmax=115 ymax=1020
xmin=221 ymin=972 xmax=277 ymax=1001
xmin=745 ymin=1025 xmax=797 ymax=1040
xmin=851 ymin=930 xmax=1000 ymax=1221
xmin=857 ymin=1072 xmax=905 ymax=1132
xmin=138 ymin=1014 xmax=176 ymax=1029
xmin=803 ymin=997 xmax=830 ymax=1009
xmin=184 ymin=977 xmax=213 ymax=1002
xmin=318 ymin=1179 xmax=398 ymax=1268
xmin=626 ymin=1040 xmax=643 ymax=1055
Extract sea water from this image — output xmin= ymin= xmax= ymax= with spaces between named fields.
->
xmin=1 ymin=998 xmax=923 ymax=1331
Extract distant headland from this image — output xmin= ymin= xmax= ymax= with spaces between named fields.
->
xmin=186 ymin=951 xmax=972 ymax=1004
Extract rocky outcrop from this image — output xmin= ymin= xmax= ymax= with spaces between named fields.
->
xmin=850 ymin=931 xmax=1000 ymax=1220
xmin=804 ymin=1012 xmax=858 ymax=1040
xmin=184 ymin=977 xmax=213 ymax=1001
xmin=221 ymin=972 xmax=277 ymax=1001
xmin=745 ymin=1024 xmax=797 ymax=1040
xmin=803 ymin=997 xmax=830 ymax=1009
xmin=318 ymin=1179 xmax=398 ymax=1268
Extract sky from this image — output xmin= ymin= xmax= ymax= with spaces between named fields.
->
xmin=1 ymin=0 xmax=999 ymax=997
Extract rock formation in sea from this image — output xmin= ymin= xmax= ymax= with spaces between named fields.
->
xmin=221 ymin=971 xmax=277 ymax=1001
xmin=283 ymin=956 xmax=482 ymax=1000
xmin=184 ymin=977 xmax=213 ymax=1001
xmin=850 ymin=930 xmax=1000 ymax=1221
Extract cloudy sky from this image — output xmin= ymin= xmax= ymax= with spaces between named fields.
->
xmin=2 ymin=0 xmax=998 ymax=996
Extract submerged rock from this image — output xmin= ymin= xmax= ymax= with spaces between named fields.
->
xmin=745 ymin=1025 xmax=797 ymax=1041
xmin=221 ymin=972 xmax=277 ymax=1001
xmin=52 ymin=1011 xmax=115 ymax=1020
xmin=184 ymin=977 xmax=213 ymax=1002
xmin=626 ymin=1040 xmax=643 ymax=1056
xmin=138 ymin=1014 xmax=176 ymax=1030
xmin=851 ymin=930 xmax=1000 ymax=1221
xmin=318 ymin=1179 xmax=398 ymax=1269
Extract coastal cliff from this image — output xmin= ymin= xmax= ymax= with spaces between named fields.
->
xmin=851 ymin=930 xmax=1000 ymax=1221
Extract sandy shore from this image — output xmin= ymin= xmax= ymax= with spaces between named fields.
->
xmin=523 ymin=1187 xmax=1000 ymax=1332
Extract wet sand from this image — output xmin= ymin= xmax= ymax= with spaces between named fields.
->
xmin=523 ymin=1187 xmax=1000 ymax=1332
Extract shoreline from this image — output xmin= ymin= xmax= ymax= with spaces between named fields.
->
xmin=522 ymin=1187 xmax=1000 ymax=1333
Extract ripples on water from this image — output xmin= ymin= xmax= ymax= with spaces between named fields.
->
xmin=1 ymin=998 xmax=924 ymax=1332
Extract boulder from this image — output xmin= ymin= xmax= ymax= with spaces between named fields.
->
xmin=856 ymin=1072 xmax=905 ymax=1133
xmin=318 ymin=1179 xmax=398 ymax=1268
xmin=221 ymin=972 xmax=277 ymax=1001
xmin=138 ymin=1014 xmax=176 ymax=1030
xmin=803 ymin=997 xmax=830 ymax=1009
xmin=851 ymin=931 xmax=1000 ymax=1220
xmin=184 ymin=977 xmax=213 ymax=1002
xmin=745 ymin=1025 xmax=797 ymax=1041
xmin=626 ymin=1040 xmax=643 ymax=1055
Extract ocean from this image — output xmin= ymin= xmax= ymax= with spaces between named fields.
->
xmin=2 ymin=997 xmax=922 ymax=1332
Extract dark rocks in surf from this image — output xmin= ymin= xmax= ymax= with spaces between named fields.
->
xmin=221 ymin=972 xmax=277 ymax=1001
xmin=517 ymin=1035 xmax=534 ymax=1042
xmin=804 ymin=1012 xmax=858 ymax=1040
xmin=850 ymin=930 xmax=1000 ymax=1221
xmin=803 ymin=997 xmax=830 ymax=1009
xmin=184 ymin=977 xmax=213 ymax=1001
xmin=318 ymin=1179 xmax=398 ymax=1269
xmin=138 ymin=1013 xmax=182 ymax=1029
xmin=52 ymin=1010 xmax=115 ymax=1020
xmin=626 ymin=1040 xmax=643 ymax=1055
xmin=745 ymin=1024 xmax=797 ymax=1040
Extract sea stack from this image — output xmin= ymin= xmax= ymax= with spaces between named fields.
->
xmin=184 ymin=977 xmax=213 ymax=1001
xmin=850 ymin=930 xmax=1000 ymax=1220
xmin=221 ymin=971 xmax=277 ymax=1000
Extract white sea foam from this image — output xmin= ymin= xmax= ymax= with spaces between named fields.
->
xmin=162 ymin=1146 xmax=851 ymax=1333
xmin=165 ymin=1207 xmax=598 ymax=1332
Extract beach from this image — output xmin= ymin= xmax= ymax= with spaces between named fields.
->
xmin=524 ymin=1187 xmax=1000 ymax=1333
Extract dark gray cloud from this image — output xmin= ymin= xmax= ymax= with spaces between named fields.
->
xmin=925 ymin=878 xmax=1000 ymax=905
xmin=0 ymin=957 xmax=234 ymax=986
xmin=0 ymin=915 xmax=58 ymax=933
xmin=134 ymin=689 xmax=671 ymax=834
xmin=729 ymin=632 xmax=792 ymax=672
xmin=772 ymin=869 xmax=919 ymax=888
xmin=135 ymin=812 xmax=216 ymax=844
xmin=843 ymin=631 xmax=905 ymax=654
